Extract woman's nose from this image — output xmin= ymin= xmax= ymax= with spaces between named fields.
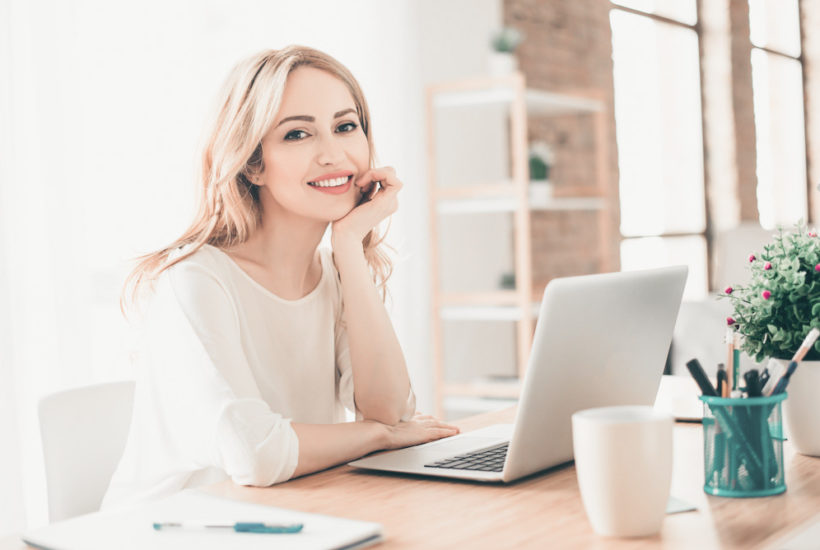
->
xmin=316 ymin=133 xmax=345 ymax=166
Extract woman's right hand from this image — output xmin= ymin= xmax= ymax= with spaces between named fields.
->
xmin=381 ymin=414 xmax=460 ymax=450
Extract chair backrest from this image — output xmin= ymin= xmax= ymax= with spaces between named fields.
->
xmin=38 ymin=380 xmax=135 ymax=522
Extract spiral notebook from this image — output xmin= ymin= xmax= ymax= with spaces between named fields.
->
xmin=22 ymin=489 xmax=382 ymax=550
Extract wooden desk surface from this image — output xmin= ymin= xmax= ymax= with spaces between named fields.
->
xmin=7 ymin=407 xmax=820 ymax=549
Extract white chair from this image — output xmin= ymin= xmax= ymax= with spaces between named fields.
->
xmin=38 ymin=380 xmax=135 ymax=522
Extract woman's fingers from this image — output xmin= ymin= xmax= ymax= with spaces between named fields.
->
xmin=355 ymin=166 xmax=401 ymax=199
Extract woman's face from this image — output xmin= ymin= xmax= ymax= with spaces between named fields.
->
xmin=256 ymin=66 xmax=370 ymax=222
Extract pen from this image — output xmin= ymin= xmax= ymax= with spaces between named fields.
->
xmin=767 ymin=328 xmax=820 ymax=396
xmin=686 ymin=359 xmax=717 ymax=396
xmin=153 ymin=522 xmax=304 ymax=533
xmin=732 ymin=333 xmax=741 ymax=391
xmin=716 ymin=363 xmax=728 ymax=397
xmin=726 ymin=330 xmax=735 ymax=392
xmin=744 ymin=369 xmax=761 ymax=397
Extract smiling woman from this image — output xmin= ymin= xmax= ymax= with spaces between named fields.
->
xmin=102 ymin=46 xmax=459 ymax=510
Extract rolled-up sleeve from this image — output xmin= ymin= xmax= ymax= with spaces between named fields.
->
xmin=147 ymin=261 xmax=299 ymax=486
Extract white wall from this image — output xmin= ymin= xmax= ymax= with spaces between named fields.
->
xmin=0 ymin=0 xmax=506 ymax=532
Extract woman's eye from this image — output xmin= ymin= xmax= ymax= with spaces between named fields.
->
xmin=337 ymin=122 xmax=358 ymax=133
xmin=284 ymin=130 xmax=309 ymax=141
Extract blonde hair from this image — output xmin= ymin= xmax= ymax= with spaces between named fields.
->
xmin=121 ymin=45 xmax=393 ymax=313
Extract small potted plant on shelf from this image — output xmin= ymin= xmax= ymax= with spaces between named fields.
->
xmin=528 ymin=141 xmax=554 ymax=207
xmin=489 ymin=26 xmax=525 ymax=76
xmin=719 ymin=221 xmax=820 ymax=456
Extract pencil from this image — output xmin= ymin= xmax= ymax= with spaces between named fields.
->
xmin=726 ymin=329 xmax=735 ymax=392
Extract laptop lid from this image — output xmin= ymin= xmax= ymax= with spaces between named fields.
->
xmin=501 ymin=265 xmax=688 ymax=481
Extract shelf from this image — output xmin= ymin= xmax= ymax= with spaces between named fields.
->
xmin=443 ymin=395 xmax=518 ymax=416
xmin=434 ymin=183 xmax=605 ymax=214
xmin=437 ymin=196 xmax=605 ymax=214
xmin=432 ymin=87 xmax=604 ymax=115
xmin=444 ymin=379 xmax=522 ymax=399
xmin=439 ymin=303 xmax=540 ymax=321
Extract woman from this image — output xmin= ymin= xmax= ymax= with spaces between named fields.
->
xmin=102 ymin=45 xmax=458 ymax=509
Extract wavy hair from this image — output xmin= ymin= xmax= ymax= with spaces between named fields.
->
xmin=121 ymin=45 xmax=393 ymax=313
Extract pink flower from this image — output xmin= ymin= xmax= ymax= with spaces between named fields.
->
xmin=762 ymin=290 xmax=771 ymax=300
xmin=764 ymin=262 xmax=772 ymax=270
xmin=725 ymin=286 xmax=733 ymax=294
xmin=749 ymin=254 xmax=756 ymax=262
xmin=809 ymin=231 xmax=817 ymax=237
xmin=816 ymin=264 xmax=820 ymax=272
xmin=726 ymin=317 xmax=736 ymax=326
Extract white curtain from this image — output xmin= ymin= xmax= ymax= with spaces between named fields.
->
xmin=0 ymin=0 xmax=438 ymax=533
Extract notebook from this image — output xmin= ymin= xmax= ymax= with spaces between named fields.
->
xmin=22 ymin=489 xmax=382 ymax=550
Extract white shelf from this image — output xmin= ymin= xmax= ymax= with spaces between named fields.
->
xmin=433 ymin=87 xmax=604 ymax=115
xmin=443 ymin=395 xmax=518 ymax=415
xmin=437 ymin=195 xmax=605 ymax=214
xmin=439 ymin=303 xmax=541 ymax=321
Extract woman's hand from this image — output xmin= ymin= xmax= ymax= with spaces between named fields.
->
xmin=381 ymin=414 xmax=460 ymax=450
xmin=331 ymin=166 xmax=402 ymax=246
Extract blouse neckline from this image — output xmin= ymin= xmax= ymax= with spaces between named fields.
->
xmin=207 ymin=244 xmax=328 ymax=305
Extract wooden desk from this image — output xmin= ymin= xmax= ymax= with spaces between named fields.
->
xmin=7 ymin=407 xmax=820 ymax=549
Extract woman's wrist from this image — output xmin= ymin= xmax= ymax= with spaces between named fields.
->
xmin=330 ymin=228 xmax=362 ymax=252
xmin=363 ymin=419 xmax=392 ymax=451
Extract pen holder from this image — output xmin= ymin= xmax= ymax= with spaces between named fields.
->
xmin=700 ymin=394 xmax=786 ymax=498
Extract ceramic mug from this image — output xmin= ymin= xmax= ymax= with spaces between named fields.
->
xmin=572 ymin=406 xmax=673 ymax=537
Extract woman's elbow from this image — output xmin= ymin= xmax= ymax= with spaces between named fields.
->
xmin=229 ymin=461 xmax=293 ymax=487
xmin=359 ymin=404 xmax=404 ymax=426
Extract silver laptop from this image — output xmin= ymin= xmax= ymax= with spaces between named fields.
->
xmin=348 ymin=266 xmax=688 ymax=482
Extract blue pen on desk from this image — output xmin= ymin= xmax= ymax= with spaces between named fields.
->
xmin=153 ymin=522 xmax=304 ymax=533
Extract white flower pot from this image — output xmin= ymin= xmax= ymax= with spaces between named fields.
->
xmin=783 ymin=359 xmax=820 ymax=456
xmin=488 ymin=52 xmax=517 ymax=76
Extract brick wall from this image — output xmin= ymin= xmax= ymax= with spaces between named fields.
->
xmin=504 ymin=0 xmax=621 ymax=291
xmin=507 ymin=0 xmax=819 ymax=292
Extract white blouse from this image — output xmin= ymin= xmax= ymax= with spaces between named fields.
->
xmin=102 ymin=244 xmax=415 ymax=510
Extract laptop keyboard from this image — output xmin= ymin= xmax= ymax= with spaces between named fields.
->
xmin=424 ymin=442 xmax=509 ymax=472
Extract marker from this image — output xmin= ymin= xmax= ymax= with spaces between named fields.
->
xmin=153 ymin=522 xmax=304 ymax=533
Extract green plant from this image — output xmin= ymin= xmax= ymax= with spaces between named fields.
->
xmin=720 ymin=221 xmax=820 ymax=362
xmin=490 ymin=27 xmax=524 ymax=53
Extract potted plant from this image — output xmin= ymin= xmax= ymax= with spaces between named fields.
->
xmin=719 ymin=221 xmax=820 ymax=455
xmin=488 ymin=27 xmax=525 ymax=76
xmin=528 ymin=141 xmax=554 ymax=206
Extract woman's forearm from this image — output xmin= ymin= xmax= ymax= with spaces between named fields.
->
xmin=331 ymin=236 xmax=411 ymax=425
xmin=290 ymin=421 xmax=387 ymax=478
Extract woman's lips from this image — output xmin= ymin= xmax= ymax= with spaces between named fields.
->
xmin=307 ymin=176 xmax=353 ymax=195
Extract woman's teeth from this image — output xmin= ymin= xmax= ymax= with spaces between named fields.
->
xmin=308 ymin=176 xmax=350 ymax=188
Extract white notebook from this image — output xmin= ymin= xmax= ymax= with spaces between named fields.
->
xmin=22 ymin=489 xmax=383 ymax=550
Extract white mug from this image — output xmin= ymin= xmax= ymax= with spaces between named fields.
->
xmin=572 ymin=406 xmax=673 ymax=537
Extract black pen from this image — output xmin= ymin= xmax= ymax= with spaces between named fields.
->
xmin=686 ymin=359 xmax=718 ymax=396
xmin=744 ymin=369 xmax=761 ymax=397
xmin=716 ymin=363 xmax=728 ymax=397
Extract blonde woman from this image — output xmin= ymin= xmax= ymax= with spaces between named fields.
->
xmin=102 ymin=46 xmax=458 ymax=509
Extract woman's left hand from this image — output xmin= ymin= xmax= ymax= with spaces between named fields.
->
xmin=331 ymin=166 xmax=402 ymax=245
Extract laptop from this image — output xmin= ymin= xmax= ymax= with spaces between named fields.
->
xmin=348 ymin=266 xmax=688 ymax=482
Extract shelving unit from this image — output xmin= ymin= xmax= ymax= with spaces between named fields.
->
xmin=425 ymin=72 xmax=612 ymax=418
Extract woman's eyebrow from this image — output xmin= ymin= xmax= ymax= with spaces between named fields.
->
xmin=275 ymin=108 xmax=357 ymax=128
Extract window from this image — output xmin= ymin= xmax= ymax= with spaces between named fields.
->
xmin=610 ymin=1 xmax=707 ymax=299
xmin=749 ymin=0 xmax=808 ymax=229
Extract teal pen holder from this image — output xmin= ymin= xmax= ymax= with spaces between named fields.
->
xmin=700 ymin=394 xmax=786 ymax=498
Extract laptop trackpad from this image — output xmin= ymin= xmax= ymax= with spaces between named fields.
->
xmin=410 ymin=424 xmax=514 ymax=455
